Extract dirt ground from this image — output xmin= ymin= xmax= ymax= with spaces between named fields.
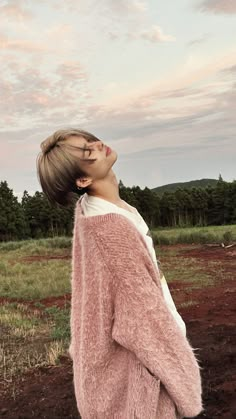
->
xmin=0 ymin=245 xmax=235 ymax=419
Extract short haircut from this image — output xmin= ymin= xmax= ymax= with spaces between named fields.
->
xmin=36 ymin=128 xmax=100 ymax=207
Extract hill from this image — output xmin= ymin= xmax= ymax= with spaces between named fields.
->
xmin=151 ymin=178 xmax=218 ymax=196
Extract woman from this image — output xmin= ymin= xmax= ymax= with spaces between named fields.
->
xmin=36 ymin=128 xmax=203 ymax=419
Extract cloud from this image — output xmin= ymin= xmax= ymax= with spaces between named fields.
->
xmin=106 ymin=3 xmax=173 ymax=45
xmin=5 ymin=59 xmax=233 ymax=150
xmin=109 ymin=25 xmax=176 ymax=44
xmin=107 ymin=31 xmax=119 ymax=41
xmin=47 ymin=0 xmax=148 ymax=14
xmin=41 ymin=0 xmax=151 ymax=47
xmin=61 ymin=0 xmax=149 ymax=43
xmin=1 ymin=61 xmax=236 ymax=195
xmin=197 ymin=0 xmax=236 ymax=14
xmin=0 ymin=0 xmax=34 ymax=21
xmin=76 ymin=59 xmax=236 ymax=158
xmin=221 ymin=64 xmax=236 ymax=74
xmin=56 ymin=61 xmax=87 ymax=82
xmin=187 ymin=33 xmax=212 ymax=47
xmin=44 ymin=24 xmax=73 ymax=40
xmin=0 ymin=32 xmax=46 ymax=52
xmin=139 ymin=25 xmax=176 ymax=43
xmin=0 ymin=21 xmax=77 ymax=57
xmin=0 ymin=59 xmax=90 ymax=130
xmin=107 ymin=0 xmax=148 ymax=14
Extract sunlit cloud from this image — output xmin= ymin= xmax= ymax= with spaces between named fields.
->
xmin=56 ymin=61 xmax=87 ymax=81
xmin=79 ymin=63 xmax=236 ymax=157
xmin=140 ymin=25 xmax=176 ymax=43
xmin=0 ymin=0 xmax=34 ymax=21
xmin=0 ymin=33 xmax=46 ymax=52
xmin=44 ymin=24 xmax=73 ymax=40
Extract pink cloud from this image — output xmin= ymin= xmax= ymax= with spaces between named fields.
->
xmin=44 ymin=24 xmax=73 ymax=40
xmin=222 ymin=64 xmax=236 ymax=73
xmin=0 ymin=60 xmax=90 ymax=128
xmin=0 ymin=33 xmax=47 ymax=52
xmin=198 ymin=0 xmax=236 ymax=14
xmin=56 ymin=62 xmax=87 ymax=81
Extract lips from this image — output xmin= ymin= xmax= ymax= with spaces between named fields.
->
xmin=106 ymin=146 xmax=111 ymax=156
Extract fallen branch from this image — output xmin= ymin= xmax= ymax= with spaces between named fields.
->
xmin=221 ymin=243 xmax=236 ymax=249
xmin=204 ymin=243 xmax=236 ymax=249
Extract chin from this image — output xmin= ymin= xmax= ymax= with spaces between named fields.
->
xmin=112 ymin=150 xmax=118 ymax=162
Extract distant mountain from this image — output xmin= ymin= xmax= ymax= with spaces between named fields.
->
xmin=151 ymin=178 xmax=218 ymax=196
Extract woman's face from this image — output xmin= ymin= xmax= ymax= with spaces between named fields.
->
xmin=66 ymin=135 xmax=117 ymax=183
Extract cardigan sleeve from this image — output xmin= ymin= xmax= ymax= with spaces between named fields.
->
xmin=96 ymin=221 xmax=203 ymax=418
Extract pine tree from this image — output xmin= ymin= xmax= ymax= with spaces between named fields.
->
xmin=0 ymin=181 xmax=27 ymax=241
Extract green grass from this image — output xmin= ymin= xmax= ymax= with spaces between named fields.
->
xmin=44 ymin=306 xmax=71 ymax=340
xmin=0 ymin=238 xmax=73 ymax=384
xmin=155 ymin=245 xmax=229 ymax=287
xmin=0 ymin=259 xmax=71 ymax=299
xmin=0 ymin=237 xmax=72 ymax=299
xmin=152 ymin=224 xmax=236 ymax=245
xmin=0 ymin=236 xmax=72 ymax=254
xmin=159 ymin=256 xmax=215 ymax=287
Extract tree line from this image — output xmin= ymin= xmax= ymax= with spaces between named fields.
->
xmin=0 ymin=175 xmax=235 ymax=241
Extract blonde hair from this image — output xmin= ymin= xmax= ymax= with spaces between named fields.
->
xmin=36 ymin=128 xmax=100 ymax=207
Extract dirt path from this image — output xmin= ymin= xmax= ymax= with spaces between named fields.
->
xmin=172 ymin=245 xmax=236 ymax=419
xmin=0 ymin=245 xmax=235 ymax=418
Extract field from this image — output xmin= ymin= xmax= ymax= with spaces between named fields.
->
xmin=152 ymin=224 xmax=236 ymax=245
xmin=0 ymin=227 xmax=235 ymax=419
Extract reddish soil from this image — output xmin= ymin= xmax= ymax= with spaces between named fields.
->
xmin=0 ymin=294 xmax=71 ymax=311
xmin=1 ymin=245 xmax=235 ymax=418
xmin=20 ymin=254 xmax=71 ymax=263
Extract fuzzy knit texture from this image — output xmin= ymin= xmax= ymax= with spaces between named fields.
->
xmin=69 ymin=198 xmax=204 ymax=419
xmin=80 ymin=192 xmax=187 ymax=337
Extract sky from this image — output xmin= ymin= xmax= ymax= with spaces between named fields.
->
xmin=0 ymin=0 xmax=236 ymax=202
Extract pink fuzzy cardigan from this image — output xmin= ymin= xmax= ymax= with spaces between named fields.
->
xmin=69 ymin=199 xmax=204 ymax=418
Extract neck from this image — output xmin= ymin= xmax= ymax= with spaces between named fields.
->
xmin=87 ymin=170 xmax=122 ymax=205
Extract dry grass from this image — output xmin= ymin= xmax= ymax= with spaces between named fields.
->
xmin=0 ymin=302 xmax=70 ymax=384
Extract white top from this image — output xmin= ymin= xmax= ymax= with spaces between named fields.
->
xmin=81 ymin=193 xmax=186 ymax=336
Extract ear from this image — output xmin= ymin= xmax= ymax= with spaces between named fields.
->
xmin=76 ymin=177 xmax=92 ymax=189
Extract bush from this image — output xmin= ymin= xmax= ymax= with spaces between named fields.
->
xmin=222 ymin=231 xmax=233 ymax=245
xmin=152 ymin=235 xmax=170 ymax=245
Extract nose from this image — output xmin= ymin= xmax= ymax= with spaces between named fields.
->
xmin=95 ymin=140 xmax=104 ymax=150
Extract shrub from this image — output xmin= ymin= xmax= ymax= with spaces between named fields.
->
xmin=222 ymin=231 xmax=233 ymax=245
